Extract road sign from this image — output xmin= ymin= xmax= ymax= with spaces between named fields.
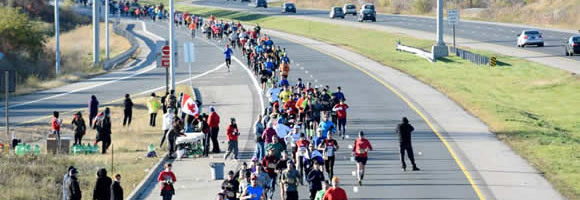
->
xmin=183 ymin=43 xmax=195 ymax=63
xmin=161 ymin=45 xmax=170 ymax=68
xmin=447 ymin=9 xmax=459 ymax=25
xmin=0 ymin=70 xmax=16 ymax=93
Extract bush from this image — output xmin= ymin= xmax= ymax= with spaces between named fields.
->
xmin=0 ymin=6 xmax=47 ymax=60
xmin=413 ymin=0 xmax=433 ymax=14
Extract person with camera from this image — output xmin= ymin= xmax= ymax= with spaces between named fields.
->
xmin=157 ymin=163 xmax=177 ymax=200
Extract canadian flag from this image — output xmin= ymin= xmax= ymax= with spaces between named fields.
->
xmin=181 ymin=94 xmax=199 ymax=116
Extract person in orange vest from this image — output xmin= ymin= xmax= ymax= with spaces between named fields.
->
xmin=189 ymin=21 xmax=197 ymax=38
xmin=279 ymin=60 xmax=290 ymax=79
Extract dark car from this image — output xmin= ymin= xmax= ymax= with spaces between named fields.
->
xmin=565 ymin=35 xmax=580 ymax=56
xmin=282 ymin=3 xmax=296 ymax=13
xmin=358 ymin=4 xmax=376 ymax=22
xmin=256 ymin=0 xmax=267 ymax=8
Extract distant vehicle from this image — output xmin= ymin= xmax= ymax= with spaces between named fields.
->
xmin=241 ymin=0 xmax=250 ymax=2
xmin=329 ymin=6 xmax=345 ymax=19
xmin=282 ymin=2 xmax=296 ymax=13
xmin=565 ymin=35 xmax=580 ymax=56
xmin=255 ymin=0 xmax=267 ymax=8
xmin=358 ymin=3 xmax=376 ymax=22
xmin=343 ymin=4 xmax=357 ymax=16
xmin=517 ymin=30 xmax=544 ymax=47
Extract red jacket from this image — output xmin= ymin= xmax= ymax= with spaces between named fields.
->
xmin=208 ymin=112 xmax=220 ymax=128
xmin=333 ymin=104 xmax=349 ymax=119
xmin=323 ymin=187 xmax=348 ymax=200
xmin=262 ymin=127 xmax=277 ymax=143
xmin=51 ymin=117 xmax=61 ymax=132
xmin=157 ymin=171 xmax=177 ymax=191
xmin=226 ymin=125 xmax=239 ymax=141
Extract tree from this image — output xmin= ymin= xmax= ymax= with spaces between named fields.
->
xmin=0 ymin=6 xmax=47 ymax=60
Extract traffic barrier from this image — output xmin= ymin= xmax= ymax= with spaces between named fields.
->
xmin=449 ymin=46 xmax=490 ymax=66
xmin=490 ymin=56 xmax=497 ymax=67
xmin=396 ymin=42 xmax=435 ymax=62
xmin=104 ymin=20 xmax=139 ymax=70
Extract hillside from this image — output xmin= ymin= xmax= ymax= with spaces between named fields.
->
xmin=287 ymin=0 xmax=580 ymax=30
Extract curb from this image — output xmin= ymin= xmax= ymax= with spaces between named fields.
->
xmin=127 ymin=153 xmax=169 ymax=200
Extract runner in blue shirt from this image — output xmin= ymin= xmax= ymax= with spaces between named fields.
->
xmin=241 ymin=174 xmax=264 ymax=200
xmin=224 ymin=44 xmax=233 ymax=72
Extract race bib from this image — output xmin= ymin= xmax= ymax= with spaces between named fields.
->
xmin=358 ymin=148 xmax=366 ymax=154
xmin=226 ymin=191 xmax=234 ymax=197
xmin=286 ymin=177 xmax=295 ymax=184
xmin=268 ymin=163 xmax=277 ymax=168
xmin=326 ymin=148 xmax=334 ymax=156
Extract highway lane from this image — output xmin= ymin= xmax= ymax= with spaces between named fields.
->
xmin=141 ymin=19 xmax=484 ymax=199
xmin=191 ymin=0 xmax=580 ymax=62
xmin=0 ymin=20 xmax=227 ymax=129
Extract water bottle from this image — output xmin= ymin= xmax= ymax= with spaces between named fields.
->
xmin=15 ymin=144 xmax=26 ymax=156
xmin=25 ymin=144 xmax=31 ymax=154
xmin=34 ymin=144 xmax=40 ymax=155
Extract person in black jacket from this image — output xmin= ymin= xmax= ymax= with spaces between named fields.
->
xmin=111 ymin=174 xmax=123 ymax=200
xmin=71 ymin=112 xmax=86 ymax=145
xmin=123 ymin=94 xmax=133 ymax=126
xmin=396 ymin=117 xmax=420 ymax=171
xmin=93 ymin=168 xmax=112 ymax=200
xmin=95 ymin=108 xmax=112 ymax=154
xmin=221 ymin=171 xmax=239 ymax=200
xmin=64 ymin=168 xmax=82 ymax=200
xmin=307 ymin=162 xmax=324 ymax=200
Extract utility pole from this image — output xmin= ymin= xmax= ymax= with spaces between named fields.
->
xmin=55 ymin=0 xmax=61 ymax=74
xmin=93 ymin=0 xmax=100 ymax=65
xmin=431 ymin=0 xmax=448 ymax=59
xmin=169 ymin=0 xmax=176 ymax=90
xmin=105 ymin=0 xmax=110 ymax=68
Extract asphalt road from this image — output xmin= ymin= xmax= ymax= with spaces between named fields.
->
xmin=2 ymin=8 xmax=483 ymax=199
xmin=140 ymin=19 xmax=482 ymax=199
xmin=191 ymin=0 xmax=580 ymax=62
xmin=0 ymin=18 xmax=227 ymax=128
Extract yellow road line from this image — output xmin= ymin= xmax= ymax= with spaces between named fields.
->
xmin=283 ymin=36 xmax=486 ymax=200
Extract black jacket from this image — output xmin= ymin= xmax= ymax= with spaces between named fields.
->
xmin=307 ymin=169 xmax=324 ymax=190
xmin=123 ymin=98 xmax=133 ymax=112
xmin=396 ymin=122 xmax=415 ymax=144
xmin=221 ymin=179 xmax=240 ymax=199
xmin=71 ymin=117 xmax=86 ymax=135
xmin=93 ymin=169 xmax=113 ymax=200
xmin=111 ymin=181 xmax=123 ymax=200
xmin=65 ymin=176 xmax=82 ymax=200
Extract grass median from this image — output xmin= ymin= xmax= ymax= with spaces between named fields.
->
xmin=175 ymin=6 xmax=579 ymax=198
xmin=0 ymin=86 xmax=192 ymax=200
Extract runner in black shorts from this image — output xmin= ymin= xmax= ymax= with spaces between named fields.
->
xmin=352 ymin=131 xmax=373 ymax=186
xmin=259 ymin=66 xmax=269 ymax=92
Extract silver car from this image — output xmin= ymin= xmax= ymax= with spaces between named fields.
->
xmin=343 ymin=4 xmax=356 ymax=16
xmin=517 ymin=30 xmax=544 ymax=47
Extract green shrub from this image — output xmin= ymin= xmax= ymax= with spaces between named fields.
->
xmin=0 ymin=6 xmax=47 ymax=60
xmin=413 ymin=0 xmax=433 ymax=14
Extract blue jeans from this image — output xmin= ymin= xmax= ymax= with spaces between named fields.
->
xmin=255 ymin=141 xmax=265 ymax=160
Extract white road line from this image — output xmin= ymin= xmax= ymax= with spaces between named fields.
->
xmin=305 ymin=71 xmax=309 ymax=74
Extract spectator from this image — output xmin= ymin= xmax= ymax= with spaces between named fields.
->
xmin=64 ymin=167 xmax=82 ymax=200
xmin=89 ymin=95 xmax=99 ymax=127
xmin=111 ymin=174 xmax=123 ymax=200
xmin=224 ymin=118 xmax=240 ymax=160
xmin=148 ymin=93 xmax=161 ymax=127
xmin=208 ymin=106 xmax=221 ymax=153
xmin=123 ymin=94 xmax=133 ymax=126
xmin=51 ymin=111 xmax=63 ymax=141
xmin=62 ymin=166 xmax=76 ymax=200
xmin=160 ymin=108 xmax=175 ymax=148
xmin=93 ymin=168 xmax=112 ymax=200
xmin=71 ymin=112 xmax=86 ymax=145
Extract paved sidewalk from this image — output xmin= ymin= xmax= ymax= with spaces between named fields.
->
xmin=142 ymin=55 xmax=262 ymax=200
xmin=261 ymin=28 xmax=565 ymax=200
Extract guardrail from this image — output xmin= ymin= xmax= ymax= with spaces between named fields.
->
xmin=449 ymin=46 xmax=490 ymax=66
xmin=396 ymin=42 xmax=434 ymax=62
xmin=104 ymin=20 xmax=139 ymax=70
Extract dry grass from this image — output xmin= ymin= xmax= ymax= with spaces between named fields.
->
xmin=15 ymin=22 xmax=132 ymax=95
xmin=0 ymin=86 xmax=192 ymax=200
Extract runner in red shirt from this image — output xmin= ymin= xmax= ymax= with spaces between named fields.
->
xmin=323 ymin=177 xmax=348 ymax=200
xmin=157 ymin=163 xmax=177 ymax=200
xmin=294 ymin=133 xmax=310 ymax=183
xmin=332 ymin=99 xmax=349 ymax=140
xmin=352 ymin=131 xmax=373 ymax=186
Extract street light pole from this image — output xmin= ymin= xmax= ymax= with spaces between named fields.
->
xmin=93 ymin=0 xmax=100 ymax=65
xmin=105 ymin=0 xmax=110 ymax=67
xmin=55 ymin=0 xmax=61 ymax=74
xmin=431 ymin=0 xmax=448 ymax=59
xmin=169 ymin=0 xmax=176 ymax=90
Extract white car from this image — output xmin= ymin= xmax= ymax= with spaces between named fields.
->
xmin=329 ymin=7 xmax=345 ymax=19
xmin=343 ymin=4 xmax=356 ymax=16
xmin=517 ymin=30 xmax=544 ymax=47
